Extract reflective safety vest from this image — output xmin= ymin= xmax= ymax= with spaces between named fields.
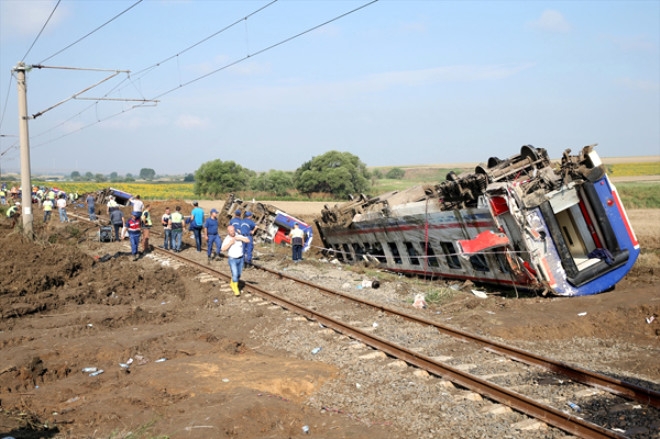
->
xmin=6 ymin=206 xmax=18 ymax=217
xmin=170 ymin=211 xmax=184 ymax=229
xmin=141 ymin=210 xmax=152 ymax=226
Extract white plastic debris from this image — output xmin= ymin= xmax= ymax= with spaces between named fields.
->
xmin=372 ymin=322 xmax=379 ymax=328
xmin=413 ymin=294 xmax=427 ymax=309
xmin=646 ymin=316 xmax=655 ymax=324
xmin=577 ymin=312 xmax=587 ymax=317
xmin=81 ymin=367 xmax=97 ymax=373
xmin=155 ymin=358 xmax=167 ymax=363
xmin=311 ymin=347 xmax=322 ymax=355
xmin=471 ymin=290 xmax=488 ymax=299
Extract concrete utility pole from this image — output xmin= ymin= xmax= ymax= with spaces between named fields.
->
xmin=15 ymin=62 xmax=34 ymax=238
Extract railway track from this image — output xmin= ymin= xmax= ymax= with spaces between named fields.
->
xmin=72 ymin=212 xmax=660 ymax=438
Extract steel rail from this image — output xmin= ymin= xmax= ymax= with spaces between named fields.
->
xmin=253 ymin=261 xmax=660 ymax=410
xmin=141 ymin=246 xmax=627 ymax=437
xmin=73 ymin=214 xmax=640 ymax=436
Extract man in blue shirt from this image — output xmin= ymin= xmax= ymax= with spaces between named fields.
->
xmin=86 ymin=193 xmax=96 ymax=221
xmin=190 ymin=201 xmax=205 ymax=252
xmin=203 ymin=208 xmax=222 ymax=262
xmin=240 ymin=211 xmax=256 ymax=267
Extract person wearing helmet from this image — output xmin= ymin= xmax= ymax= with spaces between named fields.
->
xmin=6 ymin=202 xmax=21 ymax=228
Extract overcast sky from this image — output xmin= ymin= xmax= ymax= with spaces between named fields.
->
xmin=1 ymin=0 xmax=658 ymax=176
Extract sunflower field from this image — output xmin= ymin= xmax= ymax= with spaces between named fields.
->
xmin=34 ymin=182 xmax=195 ymax=200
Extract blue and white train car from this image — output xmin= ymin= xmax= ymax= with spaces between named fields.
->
xmin=315 ymin=145 xmax=639 ymax=296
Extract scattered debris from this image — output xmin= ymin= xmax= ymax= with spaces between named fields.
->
xmin=567 ymin=401 xmax=581 ymax=412
xmin=578 ymin=312 xmax=587 ymax=317
xmin=311 ymin=347 xmax=322 ymax=355
xmin=412 ymin=294 xmax=427 ymax=309
xmin=471 ymin=290 xmax=488 ymax=299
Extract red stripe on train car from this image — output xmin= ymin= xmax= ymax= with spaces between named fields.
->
xmin=611 ymin=187 xmax=639 ymax=248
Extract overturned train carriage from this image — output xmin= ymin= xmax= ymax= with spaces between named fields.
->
xmin=220 ymin=194 xmax=313 ymax=251
xmin=315 ymin=145 xmax=639 ymax=296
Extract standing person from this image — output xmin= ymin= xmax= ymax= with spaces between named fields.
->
xmin=86 ymin=193 xmax=96 ymax=221
xmin=221 ymin=225 xmax=250 ymax=296
xmin=229 ymin=209 xmax=242 ymax=229
xmin=47 ymin=188 xmax=56 ymax=203
xmin=6 ymin=202 xmax=20 ymax=228
xmin=129 ymin=195 xmax=144 ymax=216
xmin=190 ymin=201 xmax=204 ymax=252
xmin=168 ymin=205 xmax=185 ymax=252
xmin=107 ymin=195 xmax=118 ymax=214
xmin=141 ymin=204 xmax=152 ymax=253
xmin=126 ymin=212 xmax=142 ymax=261
xmin=109 ymin=207 xmax=124 ymax=242
xmin=0 ymin=187 xmax=6 ymax=205
xmin=288 ymin=223 xmax=306 ymax=262
xmin=161 ymin=207 xmax=172 ymax=250
xmin=56 ymin=194 xmax=69 ymax=222
xmin=203 ymin=208 xmax=222 ymax=263
xmin=240 ymin=211 xmax=256 ymax=267
xmin=42 ymin=197 xmax=54 ymax=223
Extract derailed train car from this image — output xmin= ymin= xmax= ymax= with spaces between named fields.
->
xmin=219 ymin=194 xmax=313 ymax=251
xmin=315 ymin=145 xmax=639 ymax=296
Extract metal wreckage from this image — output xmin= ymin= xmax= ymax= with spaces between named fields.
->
xmin=218 ymin=194 xmax=314 ymax=252
xmin=314 ymin=145 xmax=640 ymax=296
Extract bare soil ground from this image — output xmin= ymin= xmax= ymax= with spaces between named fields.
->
xmin=0 ymin=202 xmax=658 ymax=439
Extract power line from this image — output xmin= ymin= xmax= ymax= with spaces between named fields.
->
xmin=38 ymin=0 xmax=144 ymax=65
xmin=0 ymin=74 xmax=16 ymax=136
xmin=151 ymin=0 xmax=379 ymax=101
xmin=27 ymin=0 xmax=380 ymax=152
xmin=21 ymin=0 xmax=61 ymax=62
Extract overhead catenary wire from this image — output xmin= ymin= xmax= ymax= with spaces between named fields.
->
xmin=0 ymin=74 xmax=16 ymax=137
xmin=38 ymin=0 xmax=144 ymax=65
xmin=151 ymin=0 xmax=379 ymax=101
xmin=27 ymin=0 xmax=279 ymax=150
xmin=27 ymin=0 xmax=380 ymax=152
xmin=21 ymin=0 xmax=62 ymax=62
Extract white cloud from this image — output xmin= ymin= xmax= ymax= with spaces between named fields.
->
xmin=176 ymin=114 xmax=209 ymax=129
xmin=606 ymin=35 xmax=656 ymax=52
xmin=0 ymin=0 xmax=67 ymax=38
xmin=222 ymin=63 xmax=536 ymax=108
xmin=526 ymin=10 xmax=571 ymax=33
xmin=617 ymin=77 xmax=659 ymax=92
xmin=361 ymin=63 xmax=536 ymax=90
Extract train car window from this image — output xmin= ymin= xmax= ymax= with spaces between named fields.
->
xmin=387 ymin=242 xmax=403 ymax=264
xmin=352 ymin=243 xmax=365 ymax=261
xmin=469 ymin=254 xmax=490 ymax=272
xmin=333 ymin=244 xmax=344 ymax=262
xmin=405 ymin=242 xmax=420 ymax=265
xmin=495 ymin=253 xmax=510 ymax=273
xmin=371 ymin=242 xmax=387 ymax=263
xmin=420 ymin=242 xmax=440 ymax=267
xmin=342 ymin=244 xmax=353 ymax=262
xmin=440 ymin=242 xmax=461 ymax=269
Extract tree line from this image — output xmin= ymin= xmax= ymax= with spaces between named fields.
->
xmin=194 ymin=150 xmax=387 ymax=199
xmin=60 ymin=151 xmax=408 ymax=199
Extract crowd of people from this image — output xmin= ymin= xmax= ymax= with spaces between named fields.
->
xmin=3 ymin=182 xmax=308 ymax=296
